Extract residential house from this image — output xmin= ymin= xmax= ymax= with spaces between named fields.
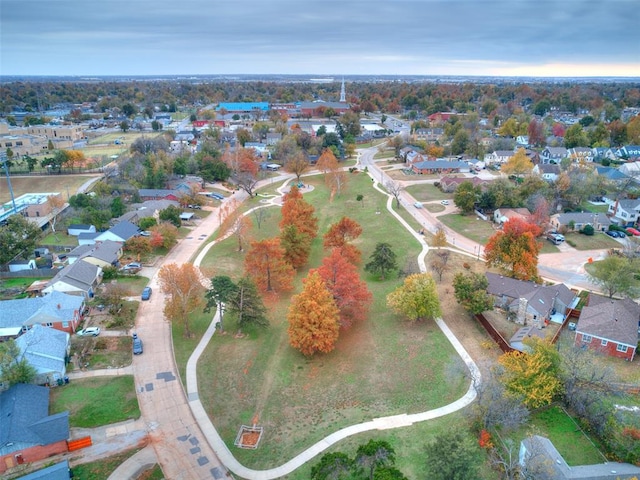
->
xmin=15 ymin=459 xmax=71 ymax=480
xmin=67 ymin=240 xmax=122 ymax=269
xmin=493 ymin=208 xmax=531 ymax=226
xmin=411 ymin=160 xmax=468 ymax=175
xmin=0 ymin=290 xmax=85 ymax=337
xmin=414 ymin=128 xmax=444 ymax=142
xmin=43 ymin=259 xmax=102 ymax=298
xmin=540 ymin=147 xmax=568 ymax=164
xmin=592 ymin=147 xmax=618 ymax=162
xmin=118 ymin=199 xmax=180 ymax=224
xmin=615 ymin=145 xmax=640 ymax=160
xmin=0 ymin=384 xmax=70 ymax=474
xmin=15 ymin=324 xmax=70 ymax=384
xmin=67 ymin=224 xmax=96 ymax=236
xmin=607 ymin=199 xmax=640 ymax=227
xmin=618 ymin=161 xmax=640 ymax=178
xmin=486 ymin=272 xmax=577 ymax=326
xmin=484 ymin=150 xmax=514 ymax=166
xmin=427 ymin=112 xmax=464 ymax=123
xmin=77 ymin=231 xmax=101 ymax=246
xmin=245 ymin=142 xmax=268 ymax=158
xmin=520 ymin=435 xmax=640 ymax=480
xmin=439 ymin=176 xmax=490 ymax=193
xmin=594 ymin=166 xmax=629 ymax=183
xmin=566 ymin=147 xmax=594 ymax=163
xmin=532 ymin=163 xmax=560 ymax=182
xmin=574 ymin=296 xmax=638 ymax=361
xmin=138 ymin=189 xmax=181 ymax=202
xmin=516 ymin=135 xmax=529 ymax=147
xmin=550 ymin=212 xmax=611 ymax=232
xmin=265 ymin=132 xmax=282 ymax=146
xmin=95 ymin=220 xmax=139 ymax=243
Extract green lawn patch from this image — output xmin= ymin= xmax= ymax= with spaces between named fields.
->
xmin=41 ymin=232 xmax=78 ymax=247
xmin=0 ymin=277 xmax=48 ymax=290
xmin=195 ymin=173 xmax=469 ymax=468
xmin=524 ymin=406 xmax=604 ymax=466
xmin=564 ymin=232 xmax=620 ymax=250
xmin=438 ymin=213 xmax=496 ymax=245
xmin=405 ymin=183 xmax=449 ymax=203
xmin=172 ymin=309 xmax=215 ymax=386
xmin=69 ymin=447 xmax=143 ymax=480
xmin=50 ymin=376 xmax=140 ymax=428
xmin=113 ymin=275 xmax=150 ymax=296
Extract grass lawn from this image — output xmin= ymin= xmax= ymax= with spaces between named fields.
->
xmin=70 ymin=335 xmax=133 ymax=370
xmin=194 ymin=173 xmax=470 ymax=469
xmin=69 ymin=448 xmax=144 ymax=480
xmin=41 ymin=231 xmax=79 ymax=247
xmin=0 ymin=175 xmax=101 ymax=204
xmin=0 ymin=277 xmax=48 ymax=290
xmin=405 ymin=183 xmax=450 ymax=203
xmin=172 ymin=309 xmax=214 ymax=385
xmin=518 ymin=405 xmax=605 ymax=466
xmin=565 ymin=232 xmax=621 ymax=250
xmin=50 ymin=376 xmax=140 ymax=428
xmin=438 ymin=213 xmax=496 ymax=245
xmin=113 ymin=275 xmax=151 ymax=296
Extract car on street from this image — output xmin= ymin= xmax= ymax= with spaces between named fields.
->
xmin=77 ymin=326 xmax=101 ymax=337
xmin=440 ymin=200 xmax=450 ymax=205
xmin=413 ymin=202 xmax=423 ymax=208
xmin=626 ymin=227 xmax=640 ymax=236
xmin=132 ymin=333 xmax=143 ymax=355
xmin=141 ymin=286 xmax=152 ymax=301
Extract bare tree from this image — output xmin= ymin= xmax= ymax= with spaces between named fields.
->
xmin=47 ymin=194 xmax=66 ymax=235
xmin=235 ymin=171 xmax=259 ymax=197
xmin=252 ymin=207 xmax=270 ymax=230
xmin=431 ymin=250 xmax=450 ymax=282
xmin=384 ymin=180 xmax=404 ymax=208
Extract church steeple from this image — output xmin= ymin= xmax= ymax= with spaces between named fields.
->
xmin=340 ymin=77 xmax=346 ymax=103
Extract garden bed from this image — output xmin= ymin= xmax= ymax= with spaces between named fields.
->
xmin=234 ymin=425 xmax=264 ymax=449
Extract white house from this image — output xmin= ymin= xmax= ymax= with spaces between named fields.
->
xmin=540 ymin=147 xmax=568 ymax=164
xmin=607 ymin=199 xmax=640 ymax=227
xmin=484 ymin=150 xmax=514 ymax=166
xmin=533 ymin=163 xmax=560 ymax=182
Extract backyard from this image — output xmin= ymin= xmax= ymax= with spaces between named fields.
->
xmin=193 ymin=173 xmax=474 ymax=475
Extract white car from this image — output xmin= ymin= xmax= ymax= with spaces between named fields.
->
xmin=440 ymin=200 xmax=450 ymax=206
xmin=413 ymin=202 xmax=423 ymax=209
xmin=77 ymin=327 xmax=101 ymax=337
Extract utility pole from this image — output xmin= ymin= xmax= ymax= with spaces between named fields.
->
xmin=0 ymin=151 xmax=18 ymax=215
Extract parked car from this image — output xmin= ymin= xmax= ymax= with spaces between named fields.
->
xmin=546 ymin=233 xmax=565 ymax=245
xmin=187 ymin=204 xmax=202 ymax=209
xmin=208 ymin=192 xmax=225 ymax=200
xmin=141 ymin=286 xmax=152 ymax=301
xmin=77 ymin=327 xmax=101 ymax=337
xmin=626 ymin=227 xmax=640 ymax=236
xmin=606 ymin=230 xmax=618 ymax=238
xmin=122 ymin=262 xmax=142 ymax=270
xmin=132 ymin=333 xmax=143 ymax=355
xmin=440 ymin=200 xmax=450 ymax=206
xmin=139 ymin=231 xmax=151 ymax=237
xmin=413 ymin=202 xmax=423 ymax=209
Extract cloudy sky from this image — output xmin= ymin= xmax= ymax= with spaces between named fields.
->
xmin=2 ymin=0 xmax=639 ymax=77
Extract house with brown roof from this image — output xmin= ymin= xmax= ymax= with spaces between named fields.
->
xmin=439 ymin=175 xmax=490 ymax=193
xmin=574 ymin=296 xmax=639 ymax=361
xmin=493 ymin=207 xmax=531 ymax=226
xmin=549 ymin=212 xmax=611 ymax=233
xmin=486 ymin=272 xmax=577 ymax=327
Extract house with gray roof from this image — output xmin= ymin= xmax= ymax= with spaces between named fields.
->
xmin=616 ymin=145 xmax=640 ymax=160
xmin=567 ymin=146 xmax=594 ymax=163
xmin=533 ymin=163 xmax=560 ymax=182
xmin=595 ymin=166 xmax=629 ymax=183
xmin=15 ymin=324 xmax=70 ymax=384
xmin=484 ymin=150 xmax=514 ymax=166
xmin=540 ymin=146 xmax=568 ymax=164
xmin=520 ymin=435 xmax=640 ymax=479
xmin=138 ymin=188 xmax=181 ymax=201
xmin=411 ymin=160 xmax=469 ymax=175
xmin=43 ymin=259 xmax=102 ymax=299
xmin=550 ymin=212 xmax=611 ymax=233
xmin=68 ymin=240 xmax=122 ymax=269
xmin=486 ymin=272 xmax=577 ymax=327
xmin=0 ymin=290 xmax=85 ymax=337
xmin=574 ymin=296 xmax=639 ymax=361
xmin=0 ymin=384 xmax=69 ymax=474
xmin=95 ymin=220 xmax=139 ymax=243
xmin=77 ymin=231 xmax=101 ymax=246
xmin=607 ymin=198 xmax=640 ymax=227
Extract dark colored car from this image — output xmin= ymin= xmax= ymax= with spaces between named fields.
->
xmin=141 ymin=287 xmax=152 ymax=301
xmin=132 ymin=333 xmax=143 ymax=355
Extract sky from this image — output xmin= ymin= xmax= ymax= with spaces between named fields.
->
xmin=2 ymin=0 xmax=639 ymax=78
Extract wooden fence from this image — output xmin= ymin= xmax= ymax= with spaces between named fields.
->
xmin=475 ymin=313 xmax=515 ymax=353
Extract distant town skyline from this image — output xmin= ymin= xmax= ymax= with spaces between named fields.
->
xmin=2 ymin=0 xmax=639 ymax=78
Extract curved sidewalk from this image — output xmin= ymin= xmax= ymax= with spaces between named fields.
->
xmin=184 ymin=169 xmax=481 ymax=479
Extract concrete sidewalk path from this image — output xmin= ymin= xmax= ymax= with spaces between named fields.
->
xmin=66 ymin=365 xmax=133 ymax=380
xmin=107 ymin=445 xmax=158 ymax=480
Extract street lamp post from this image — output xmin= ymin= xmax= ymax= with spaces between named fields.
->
xmin=0 ymin=151 xmax=18 ymax=216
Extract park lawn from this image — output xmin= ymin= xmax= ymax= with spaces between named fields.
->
xmin=172 ymin=309 xmax=214 ymax=385
xmin=86 ymin=131 xmax=160 ymax=146
xmin=517 ymin=405 xmax=605 ymax=466
xmin=577 ymin=201 xmax=610 ymax=214
xmin=438 ymin=213 xmax=496 ymax=245
xmin=405 ymin=183 xmax=450 ymax=203
xmin=195 ymin=172 xmax=470 ymax=468
xmin=0 ymin=175 xmax=100 ymax=204
xmin=565 ymin=232 xmax=621 ymax=250
xmin=50 ymin=376 xmax=140 ymax=428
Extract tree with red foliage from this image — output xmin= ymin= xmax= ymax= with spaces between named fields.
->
xmin=244 ymin=238 xmax=294 ymax=293
xmin=323 ymin=217 xmax=363 ymax=264
xmin=314 ymin=248 xmax=372 ymax=328
xmin=552 ymin=123 xmax=566 ymax=138
xmin=280 ymin=185 xmax=318 ymax=239
xmin=484 ymin=218 xmax=542 ymax=281
xmin=527 ymin=119 xmax=546 ymax=147
xmin=287 ymin=271 xmax=340 ymax=356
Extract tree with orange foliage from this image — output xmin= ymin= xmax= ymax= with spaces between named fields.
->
xmin=316 ymin=148 xmax=339 ymax=174
xmin=280 ymin=185 xmax=318 ymax=239
xmin=158 ymin=263 xmax=205 ymax=338
xmin=287 ymin=271 xmax=340 ymax=356
xmin=218 ymin=198 xmax=252 ymax=251
xmin=315 ymin=248 xmax=372 ymax=327
xmin=484 ymin=218 xmax=542 ymax=281
xmin=244 ymin=238 xmax=294 ymax=293
xmin=222 ymin=146 xmax=261 ymax=196
xmin=285 ymin=151 xmax=309 ymax=183
xmin=280 ymin=224 xmax=312 ymax=269
xmin=323 ymin=217 xmax=363 ymax=264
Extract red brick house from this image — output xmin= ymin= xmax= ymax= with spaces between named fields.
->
xmin=0 ymin=384 xmax=70 ymax=474
xmin=574 ymin=296 xmax=639 ymax=361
